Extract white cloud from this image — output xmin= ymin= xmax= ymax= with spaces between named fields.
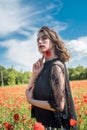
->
xmin=0 ymin=0 xmax=66 ymax=37
xmin=46 ymin=0 xmax=63 ymax=13
xmin=0 ymin=32 xmax=41 ymax=71
xmin=0 ymin=0 xmax=69 ymax=71
xmin=0 ymin=0 xmax=30 ymax=36
xmin=46 ymin=3 xmax=55 ymax=10
xmin=52 ymin=21 xmax=67 ymax=32
xmin=0 ymin=36 xmax=87 ymax=71
xmin=0 ymin=0 xmax=44 ymax=36
xmin=65 ymin=36 xmax=87 ymax=61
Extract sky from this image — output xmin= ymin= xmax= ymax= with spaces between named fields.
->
xmin=0 ymin=0 xmax=87 ymax=71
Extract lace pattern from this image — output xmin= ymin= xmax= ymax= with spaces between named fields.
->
xmin=48 ymin=61 xmax=65 ymax=112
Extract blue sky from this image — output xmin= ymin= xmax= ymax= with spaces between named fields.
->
xmin=0 ymin=0 xmax=87 ymax=71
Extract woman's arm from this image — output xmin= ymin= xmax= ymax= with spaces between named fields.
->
xmin=27 ymin=76 xmax=36 ymax=90
xmin=26 ymin=87 xmax=54 ymax=111
xmin=30 ymin=98 xmax=65 ymax=112
xmin=29 ymin=98 xmax=55 ymax=111
xmin=48 ymin=63 xmax=65 ymax=112
xmin=26 ymin=87 xmax=65 ymax=112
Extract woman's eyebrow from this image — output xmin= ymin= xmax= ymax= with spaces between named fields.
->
xmin=41 ymin=35 xmax=48 ymax=37
xmin=37 ymin=35 xmax=48 ymax=41
xmin=37 ymin=35 xmax=47 ymax=40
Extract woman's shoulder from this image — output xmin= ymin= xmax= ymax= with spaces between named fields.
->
xmin=52 ymin=59 xmax=65 ymax=69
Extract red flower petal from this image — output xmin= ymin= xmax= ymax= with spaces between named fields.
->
xmin=70 ymin=119 xmax=77 ymax=126
xmin=34 ymin=122 xmax=45 ymax=130
xmin=43 ymin=50 xmax=51 ymax=58
xmin=13 ymin=113 xmax=20 ymax=122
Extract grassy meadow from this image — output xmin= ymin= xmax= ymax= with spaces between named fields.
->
xmin=0 ymin=80 xmax=87 ymax=130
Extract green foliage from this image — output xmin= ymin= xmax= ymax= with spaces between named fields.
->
xmin=0 ymin=65 xmax=32 ymax=86
xmin=7 ymin=68 xmax=16 ymax=86
xmin=68 ymin=65 xmax=87 ymax=80
xmin=0 ymin=65 xmax=87 ymax=86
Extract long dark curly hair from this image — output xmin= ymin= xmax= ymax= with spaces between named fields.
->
xmin=37 ymin=26 xmax=70 ymax=62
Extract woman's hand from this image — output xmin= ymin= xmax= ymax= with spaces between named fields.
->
xmin=25 ymin=86 xmax=34 ymax=104
xmin=32 ymin=56 xmax=44 ymax=78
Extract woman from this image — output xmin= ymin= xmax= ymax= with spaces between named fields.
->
xmin=26 ymin=26 xmax=77 ymax=130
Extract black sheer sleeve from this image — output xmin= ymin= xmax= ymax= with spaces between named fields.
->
xmin=48 ymin=62 xmax=65 ymax=112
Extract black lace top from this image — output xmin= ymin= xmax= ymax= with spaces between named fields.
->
xmin=31 ymin=58 xmax=77 ymax=129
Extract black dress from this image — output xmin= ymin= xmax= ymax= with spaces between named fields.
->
xmin=31 ymin=58 xmax=77 ymax=129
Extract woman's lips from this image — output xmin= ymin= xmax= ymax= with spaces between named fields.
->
xmin=39 ymin=45 xmax=45 ymax=48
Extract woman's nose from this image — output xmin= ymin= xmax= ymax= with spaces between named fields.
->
xmin=38 ymin=39 xmax=43 ymax=44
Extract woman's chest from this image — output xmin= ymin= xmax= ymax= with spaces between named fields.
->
xmin=33 ymin=68 xmax=52 ymax=100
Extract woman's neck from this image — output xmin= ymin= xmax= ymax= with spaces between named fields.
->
xmin=45 ymin=51 xmax=58 ymax=61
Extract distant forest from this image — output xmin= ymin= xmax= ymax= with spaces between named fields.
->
xmin=0 ymin=65 xmax=87 ymax=86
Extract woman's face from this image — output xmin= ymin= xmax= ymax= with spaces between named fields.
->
xmin=37 ymin=32 xmax=54 ymax=53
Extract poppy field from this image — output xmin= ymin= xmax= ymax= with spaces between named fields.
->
xmin=0 ymin=80 xmax=87 ymax=130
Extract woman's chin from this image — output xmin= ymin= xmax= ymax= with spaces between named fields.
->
xmin=40 ymin=49 xmax=47 ymax=53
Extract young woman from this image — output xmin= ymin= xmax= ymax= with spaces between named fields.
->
xmin=26 ymin=26 xmax=77 ymax=130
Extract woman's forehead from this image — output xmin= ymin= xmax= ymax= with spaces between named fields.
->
xmin=37 ymin=32 xmax=46 ymax=38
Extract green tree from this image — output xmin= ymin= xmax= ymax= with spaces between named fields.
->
xmin=0 ymin=66 xmax=5 ymax=86
xmin=68 ymin=68 xmax=74 ymax=80
xmin=7 ymin=68 xmax=16 ymax=86
xmin=80 ymin=68 xmax=87 ymax=79
xmin=0 ymin=64 xmax=86 ymax=86
xmin=22 ymin=71 xmax=32 ymax=84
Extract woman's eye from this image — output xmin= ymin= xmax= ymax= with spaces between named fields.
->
xmin=42 ymin=37 xmax=47 ymax=40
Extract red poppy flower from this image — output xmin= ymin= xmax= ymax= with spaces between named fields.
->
xmin=3 ymin=122 xmax=14 ymax=130
xmin=70 ymin=119 xmax=77 ymax=126
xmin=0 ymin=125 xmax=2 ymax=129
xmin=20 ymin=128 xmax=24 ymax=130
xmin=22 ymin=114 xmax=26 ymax=122
xmin=8 ymin=124 xmax=14 ymax=130
xmin=34 ymin=122 xmax=45 ymax=130
xmin=84 ymin=98 xmax=87 ymax=103
xmin=28 ymin=119 xmax=32 ymax=123
xmin=84 ymin=110 xmax=87 ymax=115
xmin=43 ymin=50 xmax=51 ymax=58
xmin=79 ymin=120 xmax=83 ymax=124
xmin=3 ymin=122 xmax=9 ymax=128
xmin=83 ymin=95 xmax=87 ymax=98
xmin=28 ymin=105 xmax=32 ymax=110
xmin=13 ymin=113 xmax=20 ymax=122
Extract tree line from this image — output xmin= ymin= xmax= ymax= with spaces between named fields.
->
xmin=0 ymin=65 xmax=32 ymax=86
xmin=68 ymin=66 xmax=87 ymax=80
xmin=0 ymin=65 xmax=87 ymax=86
